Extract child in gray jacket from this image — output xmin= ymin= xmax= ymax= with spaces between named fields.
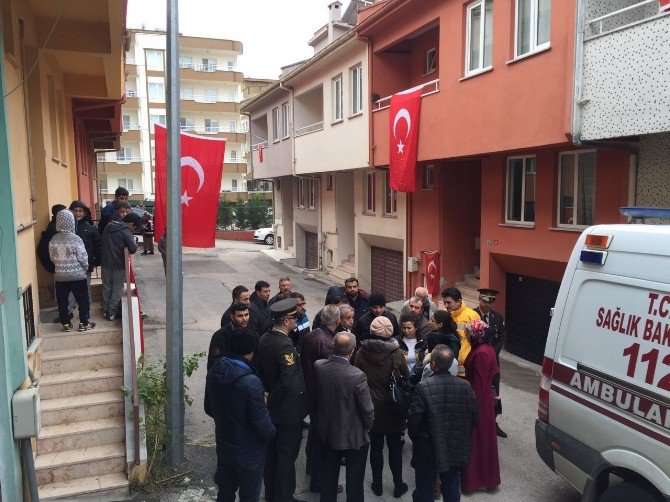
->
xmin=48 ymin=210 xmax=95 ymax=332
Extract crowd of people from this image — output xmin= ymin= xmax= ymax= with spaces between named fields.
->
xmin=205 ymin=275 xmax=508 ymax=502
xmin=36 ymin=187 xmax=155 ymax=331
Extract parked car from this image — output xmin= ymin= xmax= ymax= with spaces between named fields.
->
xmin=254 ymin=227 xmax=274 ymax=245
xmin=131 ymin=207 xmax=147 ymax=236
xmin=536 ymin=212 xmax=670 ymax=502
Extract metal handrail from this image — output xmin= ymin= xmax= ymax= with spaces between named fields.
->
xmin=124 ymin=248 xmax=141 ymax=468
xmin=179 ymin=62 xmax=219 ymax=72
xmin=252 ymin=140 xmax=269 ymax=151
xmin=372 ymin=79 xmax=440 ymax=112
xmin=588 ymin=0 xmax=659 ymax=34
xmin=295 ymin=121 xmax=324 ymax=137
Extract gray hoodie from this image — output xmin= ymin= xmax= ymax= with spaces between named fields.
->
xmin=101 ymin=220 xmax=138 ymax=269
xmin=48 ymin=210 xmax=89 ymax=282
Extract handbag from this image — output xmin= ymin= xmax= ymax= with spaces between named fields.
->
xmin=388 ymin=353 xmax=411 ymax=417
xmin=492 ymin=386 xmax=503 ymax=416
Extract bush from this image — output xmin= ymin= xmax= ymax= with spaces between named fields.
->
xmin=216 ymin=194 xmax=273 ymax=230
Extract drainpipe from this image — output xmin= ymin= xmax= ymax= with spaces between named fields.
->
xmin=279 ymin=81 xmax=298 ymax=257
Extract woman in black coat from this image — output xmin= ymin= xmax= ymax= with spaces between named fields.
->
xmin=355 ymin=315 xmax=410 ymax=498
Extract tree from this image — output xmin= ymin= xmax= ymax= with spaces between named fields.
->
xmin=216 ymin=194 xmax=235 ymax=229
xmin=246 ymin=194 xmax=272 ymax=230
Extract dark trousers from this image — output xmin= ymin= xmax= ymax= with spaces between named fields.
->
xmin=264 ymin=422 xmax=303 ymax=502
xmin=55 ymin=280 xmax=89 ymax=324
xmin=369 ymin=432 xmax=404 ymax=487
xmin=215 ymin=461 xmax=264 ymax=502
xmin=305 ymin=413 xmax=322 ymax=489
xmin=493 ymin=340 xmax=504 ymax=395
xmin=321 ymin=440 xmax=368 ymax=502
xmin=413 ymin=467 xmax=460 ymax=502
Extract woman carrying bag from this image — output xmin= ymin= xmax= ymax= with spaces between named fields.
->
xmin=355 ymin=315 xmax=410 ymax=498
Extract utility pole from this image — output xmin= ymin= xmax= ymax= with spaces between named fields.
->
xmin=165 ymin=0 xmax=184 ymax=467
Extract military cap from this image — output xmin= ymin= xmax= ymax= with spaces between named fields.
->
xmin=478 ymin=288 xmax=500 ymax=303
xmin=269 ymin=297 xmax=299 ymax=320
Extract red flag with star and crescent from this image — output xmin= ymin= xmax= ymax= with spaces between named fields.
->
xmin=154 ymin=124 xmax=226 ymax=248
xmin=389 ymin=86 xmax=423 ymax=192
xmin=424 ymin=250 xmax=440 ymax=295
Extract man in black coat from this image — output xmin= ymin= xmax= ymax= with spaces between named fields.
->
xmin=221 ymin=285 xmax=251 ymax=328
xmin=353 ymin=292 xmax=400 ymax=345
xmin=248 ymin=280 xmax=273 ymax=337
xmin=268 ymin=276 xmax=292 ymax=306
xmin=70 ymin=201 xmax=101 ymax=302
xmin=408 ymin=344 xmax=478 ymax=501
xmin=37 ymin=204 xmax=67 ymax=275
xmin=315 ymin=332 xmax=375 ymax=502
xmin=208 ymin=303 xmax=251 ymax=370
xmin=205 ymin=328 xmax=276 ymax=502
xmin=474 ymin=288 xmax=507 ymax=438
xmin=345 ymin=277 xmax=369 ymax=322
xmin=257 ymin=298 xmax=309 ymax=502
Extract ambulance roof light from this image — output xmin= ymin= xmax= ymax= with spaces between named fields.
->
xmin=619 ymin=207 xmax=670 ymax=221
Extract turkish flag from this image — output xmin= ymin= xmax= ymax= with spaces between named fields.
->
xmin=259 ymin=144 xmax=264 ymax=163
xmin=154 ymin=124 xmax=226 ymax=248
xmin=389 ymin=86 xmax=423 ymax=192
xmin=424 ymin=251 xmax=440 ymax=295
xmin=661 ymin=0 xmax=670 ymax=11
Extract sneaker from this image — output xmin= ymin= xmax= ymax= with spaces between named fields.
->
xmin=107 ymin=314 xmax=117 ymax=321
xmin=371 ymin=481 xmax=383 ymax=497
xmin=62 ymin=323 xmax=72 ymax=332
xmin=78 ymin=322 xmax=96 ymax=331
xmin=496 ymin=422 xmax=508 ymax=438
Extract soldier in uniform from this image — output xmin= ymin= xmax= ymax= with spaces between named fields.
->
xmin=474 ymin=288 xmax=508 ymax=438
xmin=257 ymin=298 xmax=309 ymax=502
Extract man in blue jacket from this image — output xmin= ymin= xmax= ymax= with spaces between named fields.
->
xmin=205 ymin=327 xmax=276 ymax=502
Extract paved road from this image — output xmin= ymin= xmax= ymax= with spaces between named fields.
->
xmin=132 ymin=241 xmax=580 ymax=502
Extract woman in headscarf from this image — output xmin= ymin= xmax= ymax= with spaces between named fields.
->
xmin=355 ymin=315 xmax=410 ymax=498
xmin=461 ymin=319 xmax=501 ymax=492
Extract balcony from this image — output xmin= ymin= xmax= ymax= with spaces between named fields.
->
xmin=179 ymin=65 xmax=244 ymax=83
xmin=124 ymin=92 xmax=140 ymax=108
xmin=180 ymin=97 xmax=240 ymax=113
xmin=125 ymin=62 xmax=137 ymax=76
xmin=98 ymin=159 xmax=143 ymax=174
xmin=579 ymin=1 xmax=670 ymax=140
xmin=122 ymin=124 xmax=141 ymax=141
xmin=223 ymin=162 xmax=248 ymax=174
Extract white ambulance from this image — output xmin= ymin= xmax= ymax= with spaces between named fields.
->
xmin=536 ymin=218 xmax=670 ymax=502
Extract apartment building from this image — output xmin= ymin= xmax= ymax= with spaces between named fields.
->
xmin=97 ymin=30 xmax=250 ymax=205
xmin=573 ymin=0 xmax=670 ymax=215
xmin=357 ymin=0 xmax=632 ymax=364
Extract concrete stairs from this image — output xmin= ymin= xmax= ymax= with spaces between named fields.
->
xmin=329 ymin=254 xmax=356 ymax=283
xmin=456 ymin=272 xmax=481 ymax=309
xmin=36 ymin=312 xmax=128 ymax=500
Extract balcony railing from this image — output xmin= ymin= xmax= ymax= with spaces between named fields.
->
xmin=122 ymin=123 xmax=141 ymax=132
xmin=373 ymin=79 xmax=440 ymax=112
xmin=179 ymin=94 xmax=237 ymax=104
xmin=587 ymin=0 xmax=667 ymax=36
xmin=126 ymin=58 xmax=137 ymax=65
xmin=252 ymin=141 xmax=269 ymax=151
xmin=100 ymin=188 xmax=142 ymax=195
xmin=295 ymin=121 xmax=324 ymax=137
xmin=179 ymin=62 xmax=219 ymax=72
xmin=114 ymin=156 xmax=143 ymax=163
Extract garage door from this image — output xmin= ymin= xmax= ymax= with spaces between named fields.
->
xmin=370 ymin=246 xmax=404 ymax=302
xmin=505 ymin=273 xmax=560 ymax=364
xmin=305 ymin=231 xmax=318 ymax=269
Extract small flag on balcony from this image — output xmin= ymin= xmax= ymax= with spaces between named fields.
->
xmin=154 ymin=125 xmax=226 ymax=248
xmin=389 ymin=86 xmax=423 ymax=192
xmin=424 ymin=250 xmax=440 ymax=295
xmin=660 ymin=0 xmax=670 ymax=11
xmin=259 ymin=144 xmax=264 ymax=163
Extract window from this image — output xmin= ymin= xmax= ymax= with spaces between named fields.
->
xmin=148 ymin=82 xmax=165 ymax=100
xmin=180 ymin=87 xmax=194 ymax=100
xmin=150 ymin=114 xmax=166 ymax=129
xmin=308 ymin=179 xmax=317 ymax=209
xmin=205 ymin=118 xmax=219 ymax=133
xmin=179 ymin=117 xmax=195 ymax=131
xmin=365 ymin=171 xmax=376 ymax=213
xmin=384 ymin=173 xmax=398 ymax=215
xmin=515 ymin=0 xmax=550 ymax=57
xmin=272 ymin=108 xmax=279 ymax=142
xmin=506 ymin=156 xmax=536 ymax=224
xmin=230 ymin=149 xmax=238 ymax=162
xmin=333 ymin=76 xmax=343 ymax=122
xmin=123 ymin=114 xmax=131 ymax=131
xmin=117 ymin=147 xmax=132 ymax=161
xmin=146 ymin=50 xmax=164 ymax=70
xmin=99 ymin=176 xmax=108 ymax=192
xmin=326 ymin=174 xmax=334 ymax=191
xmin=423 ymin=164 xmax=435 ymax=189
xmin=151 ymin=145 xmax=155 ymax=163
xmin=118 ymin=178 xmax=134 ymax=191
xmin=276 ymin=179 xmax=281 ymax=191
xmin=47 ymin=75 xmax=59 ymax=160
xmin=202 ymin=58 xmax=217 ymax=71
xmin=179 ymin=56 xmax=193 ymax=68
xmin=558 ymin=151 xmax=596 ymax=227
xmin=426 ymin=48 xmax=437 ymax=74
xmin=350 ymin=65 xmax=363 ymax=115
xmin=231 ymin=179 xmax=238 ymax=192
xmin=281 ymin=102 xmax=290 ymax=139
xmin=227 ymin=90 xmax=236 ymax=102
xmin=203 ymin=89 xmax=218 ymax=103
xmin=227 ymin=60 xmax=235 ymax=71
xmin=465 ymin=0 xmax=493 ymax=75
xmin=228 ymin=120 xmax=237 ymax=132
xmin=241 ymin=120 xmax=248 ymax=132
xmin=297 ymin=178 xmax=306 ymax=207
